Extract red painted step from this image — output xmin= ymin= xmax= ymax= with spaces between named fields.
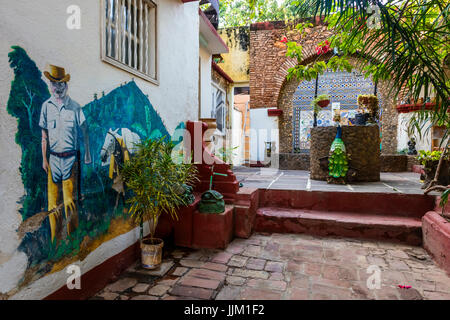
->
xmin=258 ymin=190 xmax=435 ymax=218
xmin=254 ymin=207 xmax=423 ymax=245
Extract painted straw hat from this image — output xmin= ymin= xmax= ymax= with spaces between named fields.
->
xmin=44 ymin=64 xmax=70 ymax=82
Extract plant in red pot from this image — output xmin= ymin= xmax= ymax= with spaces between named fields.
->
xmin=311 ymin=94 xmax=330 ymax=127
xmin=312 ymin=94 xmax=331 ymax=110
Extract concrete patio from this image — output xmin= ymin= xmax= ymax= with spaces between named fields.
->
xmin=89 ymin=167 xmax=450 ymax=300
xmin=234 ymin=167 xmax=431 ymax=195
xmin=92 ymin=232 xmax=450 ymax=300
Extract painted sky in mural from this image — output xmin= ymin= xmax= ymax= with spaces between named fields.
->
xmin=7 ymin=46 xmax=183 ymax=283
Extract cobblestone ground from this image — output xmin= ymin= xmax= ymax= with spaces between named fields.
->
xmin=92 ymin=233 xmax=450 ymax=300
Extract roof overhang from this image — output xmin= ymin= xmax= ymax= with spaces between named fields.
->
xmin=212 ymin=61 xmax=234 ymax=84
xmin=199 ymin=9 xmax=229 ymax=54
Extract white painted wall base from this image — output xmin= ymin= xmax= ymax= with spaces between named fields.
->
xmin=249 ymin=108 xmax=279 ymax=163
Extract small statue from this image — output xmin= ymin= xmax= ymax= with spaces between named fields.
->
xmin=407 ymin=138 xmax=417 ymax=155
xmin=198 ymin=190 xmax=225 ymax=214
xmin=180 ymin=184 xmax=195 ymax=205
xmin=198 ymin=165 xmax=227 ymax=214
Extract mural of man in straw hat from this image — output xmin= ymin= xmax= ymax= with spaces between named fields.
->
xmin=39 ymin=64 xmax=91 ymax=242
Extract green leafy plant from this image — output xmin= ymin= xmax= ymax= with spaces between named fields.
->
xmin=216 ymin=146 xmax=239 ymax=164
xmin=219 ymin=0 xmax=313 ymax=28
xmin=417 ymin=150 xmax=444 ymax=167
xmin=121 ymin=138 xmax=198 ymax=241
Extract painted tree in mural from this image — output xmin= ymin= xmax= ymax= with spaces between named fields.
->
xmin=7 ymin=46 xmax=50 ymax=221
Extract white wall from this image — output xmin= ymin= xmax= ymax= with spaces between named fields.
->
xmin=249 ymin=108 xmax=279 ymax=163
xmin=231 ymin=108 xmax=243 ymax=165
xmin=397 ymin=113 xmax=431 ymax=152
xmin=199 ymin=46 xmax=212 ymax=119
xmin=0 ymin=0 xmax=199 ymax=299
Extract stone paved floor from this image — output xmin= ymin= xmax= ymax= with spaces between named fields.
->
xmin=92 ymin=233 xmax=450 ymax=300
xmin=234 ymin=167 xmax=435 ymax=195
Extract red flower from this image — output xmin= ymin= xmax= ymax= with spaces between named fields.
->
xmin=325 ymin=40 xmax=330 ymax=45
xmin=280 ymin=36 xmax=288 ymax=43
xmin=322 ymin=45 xmax=329 ymax=53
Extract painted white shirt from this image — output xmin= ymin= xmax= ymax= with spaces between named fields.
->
xmin=39 ymin=96 xmax=86 ymax=153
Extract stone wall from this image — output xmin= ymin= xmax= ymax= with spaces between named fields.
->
xmin=277 ymin=153 xmax=418 ymax=173
xmin=380 ymin=155 xmax=407 ymax=172
xmin=310 ymin=126 xmax=380 ymax=182
xmin=278 ymin=153 xmax=310 ymax=170
xmin=378 ymin=80 xmax=398 ymax=154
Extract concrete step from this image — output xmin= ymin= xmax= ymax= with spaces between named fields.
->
xmin=254 ymin=207 xmax=423 ymax=245
xmin=258 ymin=189 xmax=435 ymax=218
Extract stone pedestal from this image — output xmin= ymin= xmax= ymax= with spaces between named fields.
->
xmin=192 ymin=205 xmax=234 ymax=249
xmin=234 ymin=188 xmax=259 ymax=239
xmin=310 ymin=125 xmax=380 ymax=182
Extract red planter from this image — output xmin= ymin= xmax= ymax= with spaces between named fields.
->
xmin=267 ymin=108 xmax=283 ymax=116
xmin=317 ymin=99 xmax=330 ymax=108
xmin=396 ymin=103 xmax=436 ymax=113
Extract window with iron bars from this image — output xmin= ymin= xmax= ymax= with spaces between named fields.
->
xmin=102 ymin=0 xmax=157 ymax=83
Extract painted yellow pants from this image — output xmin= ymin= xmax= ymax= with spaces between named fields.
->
xmin=48 ymin=165 xmax=79 ymax=242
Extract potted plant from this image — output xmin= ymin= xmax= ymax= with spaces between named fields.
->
xmin=356 ymin=94 xmax=370 ymax=125
xmin=121 ymin=138 xmax=198 ymax=269
xmin=417 ymin=150 xmax=450 ymax=190
xmin=358 ymin=94 xmax=369 ymax=105
xmin=216 ymin=146 xmax=238 ymax=169
xmin=311 ymin=94 xmax=331 ymax=110
xmin=366 ymin=94 xmax=379 ymax=124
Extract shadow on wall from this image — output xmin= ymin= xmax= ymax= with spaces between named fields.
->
xmin=6 ymin=46 xmax=185 ymax=287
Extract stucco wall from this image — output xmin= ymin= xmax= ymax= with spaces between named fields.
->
xmin=218 ymin=27 xmax=250 ymax=84
xmin=199 ymin=46 xmax=212 ymax=119
xmin=397 ymin=113 xmax=432 ymax=152
xmin=249 ymin=108 xmax=279 ymax=162
xmin=0 ymin=0 xmax=199 ymax=299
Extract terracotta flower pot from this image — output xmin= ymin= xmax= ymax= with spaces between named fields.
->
xmin=317 ymin=99 xmax=330 ymax=108
xmin=141 ymin=237 xmax=164 ymax=269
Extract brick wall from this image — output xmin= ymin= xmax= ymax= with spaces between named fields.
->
xmin=249 ymin=19 xmax=332 ymax=109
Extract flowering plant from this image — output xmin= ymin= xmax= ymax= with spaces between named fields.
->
xmin=316 ymin=40 xmax=331 ymax=55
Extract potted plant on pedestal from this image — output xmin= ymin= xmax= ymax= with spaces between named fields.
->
xmin=312 ymin=94 xmax=331 ymax=109
xmin=356 ymin=94 xmax=369 ymax=125
xmin=311 ymin=94 xmax=330 ymax=126
xmin=366 ymin=95 xmax=379 ymax=124
xmin=121 ymin=138 xmax=198 ymax=269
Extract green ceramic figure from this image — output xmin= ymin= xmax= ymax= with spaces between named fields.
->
xmin=328 ymin=125 xmax=349 ymax=184
xmin=198 ymin=166 xmax=227 ymax=213
xmin=180 ymin=184 xmax=195 ymax=205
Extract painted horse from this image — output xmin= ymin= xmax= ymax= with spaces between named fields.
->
xmin=100 ymin=128 xmax=141 ymax=209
